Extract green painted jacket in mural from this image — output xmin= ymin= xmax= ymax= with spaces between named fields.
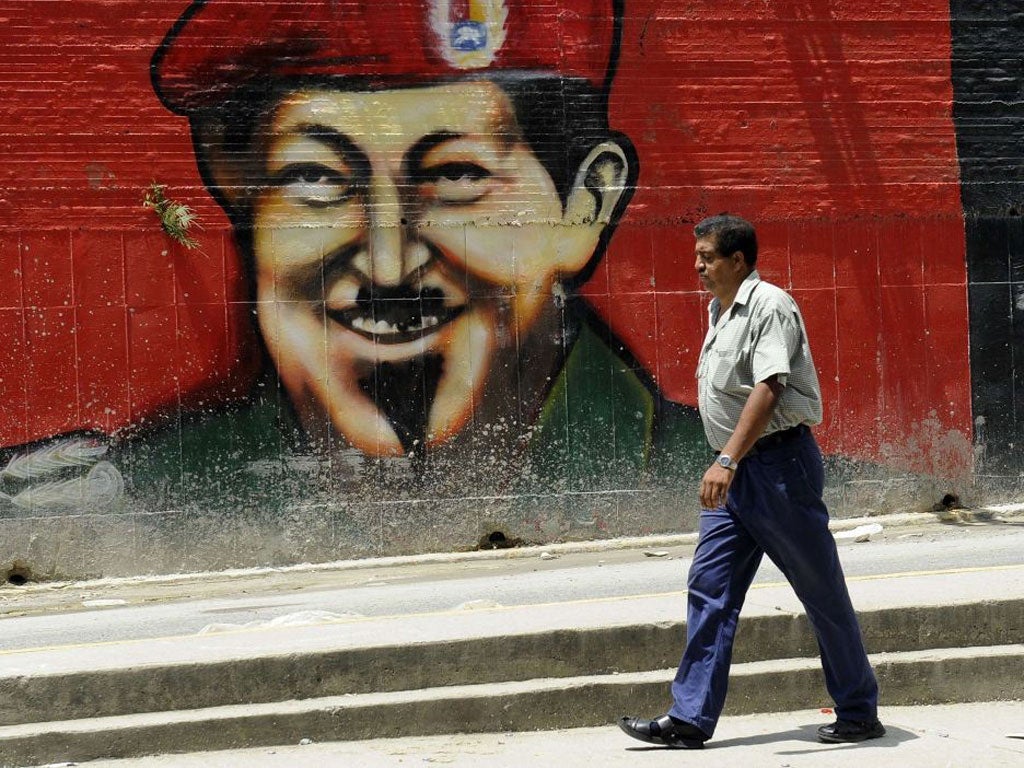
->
xmin=0 ymin=323 xmax=708 ymax=521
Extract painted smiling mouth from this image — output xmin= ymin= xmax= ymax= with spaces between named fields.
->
xmin=326 ymin=286 xmax=464 ymax=344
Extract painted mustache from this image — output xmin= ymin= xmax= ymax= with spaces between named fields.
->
xmin=326 ymin=285 xmax=465 ymax=343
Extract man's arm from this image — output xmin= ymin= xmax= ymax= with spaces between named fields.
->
xmin=699 ymin=375 xmax=784 ymax=509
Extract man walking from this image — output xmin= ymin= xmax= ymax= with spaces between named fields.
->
xmin=619 ymin=214 xmax=883 ymax=749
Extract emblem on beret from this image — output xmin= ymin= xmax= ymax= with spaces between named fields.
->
xmin=430 ymin=0 xmax=508 ymax=69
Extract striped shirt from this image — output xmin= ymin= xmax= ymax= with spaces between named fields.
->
xmin=696 ymin=270 xmax=823 ymax=451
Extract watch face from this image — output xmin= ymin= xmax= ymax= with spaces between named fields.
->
xmin=717 ymin=455 xmax=729 ymax=468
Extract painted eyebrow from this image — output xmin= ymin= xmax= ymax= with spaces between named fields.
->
xmin=281 ymin=126 xmax=464 ymax=162
xmin=274 ymin=126 xmax=482 ymax=185
xmin=404 ymin=131 xmax=466 ymax=173
xmin=278 ymin=123 xmax=366 ymax=164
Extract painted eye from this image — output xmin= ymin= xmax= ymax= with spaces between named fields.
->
xmin=421 ymin=162 xmax=493 ymax=204
xmin=276 ymin=163 xmax=352 ymax=207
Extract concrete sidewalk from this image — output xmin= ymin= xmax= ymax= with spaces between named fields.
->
xmin=3 ymin=557 xmax=1023 ymax=681
xmin=1 ymin=508 xmax=1022 ymax=766
xmin=1 ymin=514 xmax=1022 ymax=689
xmin=65 ymin=701 xmax=1024 ymax=768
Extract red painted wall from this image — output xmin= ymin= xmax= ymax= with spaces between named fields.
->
xmin=586 ymin=1 xmax=970 ymax=475
xmin=1 ymin=0 xmax=970 ymax=477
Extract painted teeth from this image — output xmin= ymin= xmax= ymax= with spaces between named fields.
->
xmin=349 ymin=315 xmax=441 ymax=334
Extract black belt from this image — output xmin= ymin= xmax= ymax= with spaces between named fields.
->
xmin=747 ymin=424 xmax=808 ymax=455
xmin=713 ymin=424 xmax=809 ymax=458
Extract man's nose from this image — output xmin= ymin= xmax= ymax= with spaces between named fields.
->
xmin=363 ymin=177 xmax=426 ymax=286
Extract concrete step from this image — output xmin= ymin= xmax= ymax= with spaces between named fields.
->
xmin=2 ymin=644 xmax=1022 ymax=767
xmin=1 ymin=595 xmax=1022 ymax=728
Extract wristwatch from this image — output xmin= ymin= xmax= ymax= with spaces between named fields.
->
xmin=716 ymin=454 xmax=739 ymax=471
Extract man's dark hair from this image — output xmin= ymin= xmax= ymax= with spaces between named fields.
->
xmin=694 ymin=214 xmax=758 ymax=267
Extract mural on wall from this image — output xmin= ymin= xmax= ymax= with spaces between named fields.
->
xmin=143 ymin=0 xmax=698 ymax=503
xmin=2 ymin=0 xmax=711 ymax=528
xmin=0 ymin=0 xmax=996 ymax=566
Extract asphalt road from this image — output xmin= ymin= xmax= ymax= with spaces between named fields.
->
xmin=0 ymin=518 xmax=1021 ymax=652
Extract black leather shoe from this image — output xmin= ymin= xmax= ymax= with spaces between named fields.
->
xmin=817 ymin=718 xmax=886 ymax=743
xmin=618 ymin=714 xmax=707 ymax=749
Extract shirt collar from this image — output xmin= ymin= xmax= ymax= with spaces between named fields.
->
xmin=735 ymin=269 xmax=761 ymax=305
xmin=709 ymin=269 xmax=761 ymax=320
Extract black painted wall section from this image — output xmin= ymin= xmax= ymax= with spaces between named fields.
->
xmin=950 ymin=1 xmax=1024 ymax=472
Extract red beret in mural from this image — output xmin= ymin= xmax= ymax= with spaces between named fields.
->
xmin=152 ymin=0 xmax=619 ymax=114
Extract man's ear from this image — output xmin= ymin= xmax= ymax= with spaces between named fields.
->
xmin=555 ymin=140 xmax=631 ymax=275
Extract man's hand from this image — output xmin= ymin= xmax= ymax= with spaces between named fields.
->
xmin=700 ymin=462 xmax=735 ymax=509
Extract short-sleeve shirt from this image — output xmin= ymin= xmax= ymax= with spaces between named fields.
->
xmin=696 ymin=270 xmax=823 ymax=451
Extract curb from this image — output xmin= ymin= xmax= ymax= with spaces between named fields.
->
xmin=6 ymin=507 xmax=1004 ymax=596
xmin=2 ymin=644 xmax=1022 ymax=768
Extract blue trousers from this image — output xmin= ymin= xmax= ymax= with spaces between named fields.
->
xmin=669 ymin=430 xmax=878 ymax=737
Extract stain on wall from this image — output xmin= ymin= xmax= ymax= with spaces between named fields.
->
xmin=0 ymin=0 xmax=1000 ymax=578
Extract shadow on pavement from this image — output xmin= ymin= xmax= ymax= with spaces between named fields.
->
xmin=773 ymin=723 xmax=918 ymax=755
xmin=623 ymin=723 xmax=918 ymax=752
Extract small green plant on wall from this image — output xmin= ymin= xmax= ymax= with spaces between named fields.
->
xmin=142 ymin=182 xmax=200 ymax=249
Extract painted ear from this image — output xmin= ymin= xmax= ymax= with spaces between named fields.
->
xmin=563 ymin=140 xmax=631 ymax=227
xmin=555 ymin=140 xmax=631 ymax=274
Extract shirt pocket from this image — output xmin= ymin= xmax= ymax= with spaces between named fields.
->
xmin=708 ymin=348 xmax=741 ymax=391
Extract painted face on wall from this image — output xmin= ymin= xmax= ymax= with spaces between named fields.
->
xmin=215 ymin=80 xmax=628 ymax=458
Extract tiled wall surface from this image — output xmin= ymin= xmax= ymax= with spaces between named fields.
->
xmin=0 ymin=0 xmax=1012 ymax=578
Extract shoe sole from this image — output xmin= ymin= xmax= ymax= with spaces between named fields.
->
xmin=618 ymin=719 xmax=705 ymax=749
xmin=817 ymin=726 xmax=886 ymax=744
